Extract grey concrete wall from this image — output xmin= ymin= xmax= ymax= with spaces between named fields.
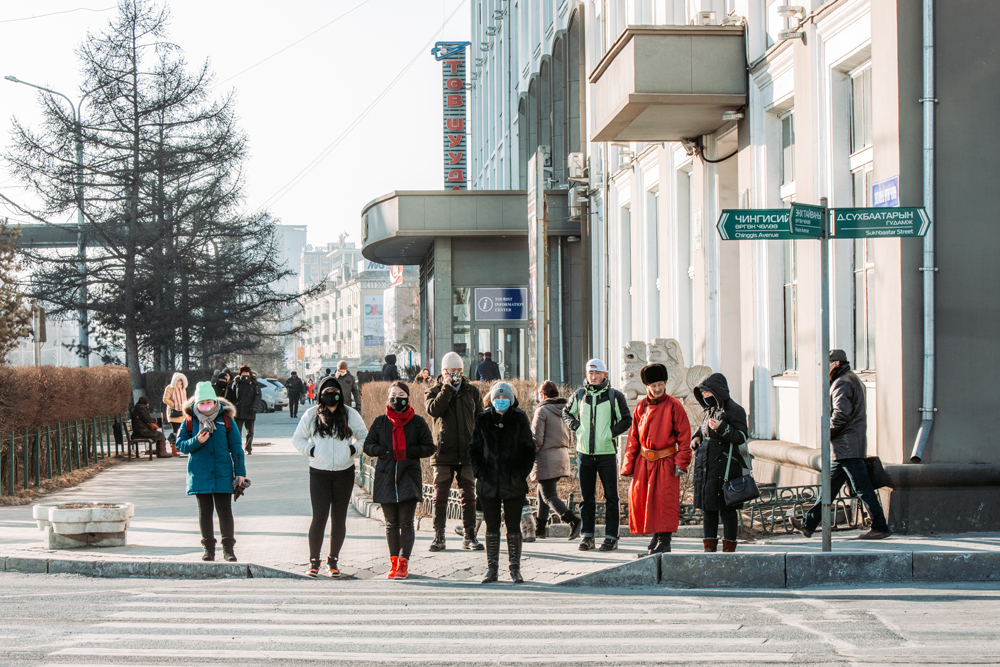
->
xmin=451 ymin=236 xmax=529 ymax=285
xmin=433 ymin=237 xmax=453 ymax=372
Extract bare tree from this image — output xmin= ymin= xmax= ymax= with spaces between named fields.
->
xmin=0 ymin=221 xmax=32 ymax=362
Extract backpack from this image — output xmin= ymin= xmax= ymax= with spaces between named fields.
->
xmin=185 ymin=414 xmax=233 ymax=437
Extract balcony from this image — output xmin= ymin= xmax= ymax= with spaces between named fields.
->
xmin=589 ymin=25 xmax=747 ymax=142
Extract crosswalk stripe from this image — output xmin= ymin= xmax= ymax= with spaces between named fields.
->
xmin=108 ymin=611 xmax=722 ymax=622
xmin=64 ymin=634 xmax=768 ymax=647
xmin=94 ymin=622 xmax=743 ymax=633
xmin=50 ymin=648 xmax=794 ymax=663
xmin=116 ymin=601 xmax=701 ymax=611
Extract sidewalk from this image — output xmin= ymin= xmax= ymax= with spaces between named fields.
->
xmin=2 ymin=411 xmax=998 ymax=583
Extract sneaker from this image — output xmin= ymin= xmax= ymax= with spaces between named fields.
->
xmin=858 ymin=530 xmax=891 ymax=540
xmin=598 ymin=538 xmax=619 ymax=552
xmin=306 ymin=558 xmax=321 ymax=578
xmin=791 ymin=517 xmax=813 ymax=538
xmin=578 ymin=537 xmax=596 ymax=551
xmin=326 ymin=556 xmax=340 ymax=578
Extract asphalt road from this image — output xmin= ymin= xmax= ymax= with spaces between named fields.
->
xmin=1 ymin=574 xmax=999 ymax=666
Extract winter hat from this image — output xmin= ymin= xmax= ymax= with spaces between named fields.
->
xmin=193 ymin=381 xmax=217 ymax=404
xmin=137 ymin=396 xmax=149 ymax=405
xmin=316 ymin=375 xmax=343 ymax=396
xmin=490 ymin=382 xmax=516 ymax=403
xmin=640 ymin=363 xmax=668 ymax=385
xmin=585 ymin=358 xmax=608 ymax=374
xmin=239 ymin=365 xmax=251 ymax=374
xmin=290 ymin=371 xmax=298 ymax=376
xmin=441 ymin=351 xmax=464 ymax=370
xmin=829 ymin=349 xmax=849 ymax=363
xmin=170 ymin=372 xmax=189 ymax=389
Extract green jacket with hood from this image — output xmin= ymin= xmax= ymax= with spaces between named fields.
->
xmin=561 ymin=380 xmax=633 ymax=456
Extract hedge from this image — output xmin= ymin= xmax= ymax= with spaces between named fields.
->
xmin=0 ymin=365 xmax=130 ymax=435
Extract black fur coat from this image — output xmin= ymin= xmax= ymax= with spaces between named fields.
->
xmin=469 ymin=400 xmax=536 ymax=500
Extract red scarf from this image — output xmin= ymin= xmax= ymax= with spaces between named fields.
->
xmin=385 ymin=405 xmax=415 ymax=462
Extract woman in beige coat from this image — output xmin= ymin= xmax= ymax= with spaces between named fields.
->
xmin=162 ymin=372 xmax=188 ymax=457
xmin=530 ymin=381 xmax=581 ymax=539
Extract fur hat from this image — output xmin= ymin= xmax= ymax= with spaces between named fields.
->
xmin=170 ymin=372 xmax=189 ymax=389
xmin=640 ymin=363 xmax=668 ymax=385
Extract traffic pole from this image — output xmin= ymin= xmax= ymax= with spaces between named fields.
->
xmin=819 ymin=197 xmax=833 ymax=553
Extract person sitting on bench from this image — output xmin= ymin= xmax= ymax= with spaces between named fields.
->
xmin=132 ymin=396 xmax=168 ymax=457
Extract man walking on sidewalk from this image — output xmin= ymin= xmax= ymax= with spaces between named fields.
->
xmin=233 ymin=365 xmax=262 ymax=455
xmin=285 ymin=371 xmax=304 ymax=418
xmin=335 ymin=361 xmax=363 ymax=413
xmin=793 ymin=349 xmax=891 ymax=540
xmin=425 ymin=351 xmax=484 ymax=551
xmin=563 ymin=359 xmax=633 ymax=552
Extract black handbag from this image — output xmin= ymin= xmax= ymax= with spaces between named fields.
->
xmin=722 ymin=442 xmax=760 ymax=506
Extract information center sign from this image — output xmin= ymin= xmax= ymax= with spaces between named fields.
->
xmin=475 ymin=288 xmax=528 ymax=321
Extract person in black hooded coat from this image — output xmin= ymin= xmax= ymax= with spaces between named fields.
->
xmin=468 ymin=382 xmax=535 ymax=584
xmin=381 ymin=355 xmax=401 ymax=382
xmin=691 ymin=373 xmax=750 ymax=553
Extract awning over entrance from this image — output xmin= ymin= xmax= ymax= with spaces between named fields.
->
xmin=360 ymin=190 xmax=575 ymax=264
xmin=589 ymin=25 xmax=747 ymax=142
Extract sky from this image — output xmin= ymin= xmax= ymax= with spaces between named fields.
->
xmin=0 ymin=0 xmax=470 ymax=249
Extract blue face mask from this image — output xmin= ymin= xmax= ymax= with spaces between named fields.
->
xmin=492 ymin=398 xmax=511 ymax=413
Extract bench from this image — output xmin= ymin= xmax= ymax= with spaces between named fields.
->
xmin=124 ymin=419 xmax=159 ymax=461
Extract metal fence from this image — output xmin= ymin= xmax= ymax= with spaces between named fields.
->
xmin=0 ymin=413 xmax=129 ymax=497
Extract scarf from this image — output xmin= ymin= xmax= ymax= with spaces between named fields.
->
xmin=194 ymin=400 xmax=222 ymax=435
xmin=172 ymin=385 xmax=187 ymax=412
xmin=385 ymin=405 xmax=415 ymax=462
xmin=646 ymin=391 xmax=668 ymax=405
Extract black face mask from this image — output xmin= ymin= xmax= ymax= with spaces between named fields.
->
xmin=703 ymin=395 xmax=718 ymax=409
xmin=389 ymin=397 xmax=408 ymax=412
xmin=319 ymin=392 xmax=341 ymax=406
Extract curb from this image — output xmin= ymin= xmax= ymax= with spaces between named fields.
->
xmin=557 ymin=551 xmax=1000 ymax=588
xmin=351 ymin=486 xmax=384 ymax=523
xmin=1 ymin=555 xmax=309 ymax=580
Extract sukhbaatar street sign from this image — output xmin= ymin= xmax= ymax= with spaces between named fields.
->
xmin=831 ymin=207 xmax=931 ymax=238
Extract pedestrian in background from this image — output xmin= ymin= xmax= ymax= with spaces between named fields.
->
xmin=621 ymin=364 xmax=692 ymax=555
xmin=214 ymin=370 xmax=236 ymax=403
xmin=382 ymin=355 xmax=401 ymax=381
xmin=793 ymin=350 xmax=891 ymax=540
xmin=307 ymin=380 xmax=316 ymax=404
xmin=285 ymin=371 xmax=304 ymax=419
xmin=131 ymin=396 xmax=168 ymax=457
xmin=233 ymin=365 xmax=261 ymax=455
xmin=475 ymin=351 xmax=501 ymax=382
xmin=293 ymin=376 xmax=368 ymax=578
xmin=562 ymin=358 xmax=632 ymax=552
xmin=425 ymin=351 xmax=483 ymax=552
xmin=335 ymin=360 xmax=363 ymax=413
xmin=162 ymin=372 xmax=188 ymax=457
xmin=176 ymin=381 xmax=245 ymax=563
xmin=692 ymin=373 xmax=749 ymax=553
xmin=363 ymin=381 xmax=435 ymax=580
xmin=530 ymin=380 xmax=581 ymax=540
xmin=414 ymin=368 xmax=431 ymax=384
xmin=469 ymin=382 xmax=536 ymax=583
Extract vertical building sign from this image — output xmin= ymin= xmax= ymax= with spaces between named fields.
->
xmin=433 ymin=42 xmax=470 ymax=190
xmin=526 ymin=151 xmax=547 ymax=383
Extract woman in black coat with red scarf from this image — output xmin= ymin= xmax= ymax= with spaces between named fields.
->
xmin=469 ymin=382 xmax=536 ymax=584
xmin=363 ymin=381 xmax=435 ymax=580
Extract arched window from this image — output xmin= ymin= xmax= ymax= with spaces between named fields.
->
xmin=527 ymin=78 xmax=539 ymax=166
xmin=567 ymin=10 xmax=585 ymax=155
xmin=539 ymin=59 xmax=552 ymax=172
xmin=552 ymin=36 xmax=567 ymax=186
xmin=517 ymin=98 xmax=528 ymax=189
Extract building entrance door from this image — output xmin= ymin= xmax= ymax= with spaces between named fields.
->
xmin=475 ymin=326 xmax=526 ymax=380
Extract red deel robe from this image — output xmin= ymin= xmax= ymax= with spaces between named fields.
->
xmin=621 ymin=393 xmax=692 ymax=534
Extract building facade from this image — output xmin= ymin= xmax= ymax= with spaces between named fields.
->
xmin=299 ymin=242 xmax=364 ymax=292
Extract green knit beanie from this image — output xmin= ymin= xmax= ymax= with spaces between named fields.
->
xmin=193 ymin=381 xmax=217 ymax=404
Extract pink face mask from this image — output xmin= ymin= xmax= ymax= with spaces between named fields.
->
xmin=196 ymin=402 xmax=215 ymax=413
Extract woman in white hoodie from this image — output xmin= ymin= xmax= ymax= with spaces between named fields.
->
xmin=292 ymin=376 xmax=368 ymax=577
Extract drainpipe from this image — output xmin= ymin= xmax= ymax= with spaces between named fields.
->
xmin=910 ymin=0 xmax=936 ymax=463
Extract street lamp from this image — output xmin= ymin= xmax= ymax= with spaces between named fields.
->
xmin=5 ymin=75 xmax=93 ymax=367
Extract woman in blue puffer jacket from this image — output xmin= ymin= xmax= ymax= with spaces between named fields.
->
xmin=292 ymin=375 xmax=368 ymax=578
xmin=176 ymin=381 xmax=246 ymax=563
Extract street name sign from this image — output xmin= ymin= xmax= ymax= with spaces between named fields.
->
xmin=789 ymin=203 xmax=825 ymax=237
xmin=832 ymin=207 xmax=931 ymax=238
xmin=716 ymin=209 xmax=794 ymax=240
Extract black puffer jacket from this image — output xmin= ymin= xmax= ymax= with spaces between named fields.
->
xmin=362 ymin=412 xmax=435 ymax=504
xmin=692 ymin=373 xmax=750 ymax=511
xmin=469 ymin=399 xmax=536 ymax=500
xmin=232 ymin=375 xmax=261 ymax=421
xmin=830 ymin=363 xmax=866 ymax=460
xmin=425 ymin=378 xmax=482 ymax=466
xmin=381 ymin=355 xmax=400 ymax=382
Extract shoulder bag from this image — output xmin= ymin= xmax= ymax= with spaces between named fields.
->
xmin=722 ymin=441 xmax=761 ymax=506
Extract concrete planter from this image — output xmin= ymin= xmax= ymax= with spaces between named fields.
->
xmin=32 ymin=502 xmax=134 ymax=549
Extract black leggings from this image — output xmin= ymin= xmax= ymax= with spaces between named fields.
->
xmin=308 ymin=466 xmax=355 ymax=561
xmin=382 ymin=499 xmax=418 ymax=559
xmin=481 ymin=496 xmax=525 ymax=535
xmin=703 ymin=508 xmax=738 ymax=541
xmin=196 ymin=493 xmax=234 ymax=541
xmin=536 ymin=478 xmax=570 ymax=526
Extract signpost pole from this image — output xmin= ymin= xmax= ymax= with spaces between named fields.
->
xmin=819 ymin=197 xmax=832 ymax=553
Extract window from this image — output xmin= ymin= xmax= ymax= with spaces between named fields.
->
xmin=782 ymin=238 xmax=798 ymax=372
xmin=453 ymin=287 xmax=472 ymax=321
xmin=780 ymin=112 xmax=795 ymax=185
xmin=850 ymin=65 xmax=873 ymax=154
xmin=852 ymin=165 xmax=876 ymax=370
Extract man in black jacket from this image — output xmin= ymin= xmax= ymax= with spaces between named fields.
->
xmin=793 ymin=350 xmax=890 ymax=540
xmin=233 ymin=365 xmax=262 ymax=455
xmin=381 ymin=355 xmax=401 ymax=381
xmin=335 ymin=361 xmax=363 ymax=413
xmin=285 ymin=371 xmax=304 ymax=418
xmin=475 ymin=351 xmax=501 ymax=382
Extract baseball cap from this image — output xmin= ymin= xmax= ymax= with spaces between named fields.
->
xmin=585 ymin=358 xmax=608 ymax=374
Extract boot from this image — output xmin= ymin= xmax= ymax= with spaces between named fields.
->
xmin=507 ymin=532 xmax=524 ymax=583
xmin=703 ymin=538 xmax=719 ymax=553
xmin=646 ymin=534 xmax=658 ymax=554
xmin=395 ymin=557 xmax=409 ymax=579
xmin=462 ymin=528 xmax=484 ymax=550
xmin=652 ymin=533 xmax=672 ymax=553
xmin=561 ymin=512 xmax=582 ymax=541
xmin=536 ymin=515 xmax=547 ymax=539
xmin=156 ymin=439 xmax=171 ymax=458
xmin=428 ymin=528 xmax=446 ymax=552
xmin=244 ymin=443 xmax=252 ymax=455
xmin=221 ymin=537 xmax=237 ymax=562
xmin=481 ymin=532 xmax=500 ymax=584
xmin=201 ymin=538 xmax=216 ymax=562
xmin=387 ymin=555 xmax=399 ymax=579
xmin=170 ymin=441 xmax=180 ymax=457
xmin=722 ymin=539 xmax=738 ymax=553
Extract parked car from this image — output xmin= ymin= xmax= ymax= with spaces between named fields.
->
xmin=256 ymin=379 xmax=278 ymax=413
xmin=262 ymin=378 xmax=288 ymax=411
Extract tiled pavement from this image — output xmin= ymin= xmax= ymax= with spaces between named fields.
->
xmin=3 ymin=411 xmax=998 ymax=583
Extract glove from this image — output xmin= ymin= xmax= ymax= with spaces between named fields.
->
xmin=675 ymin=465 xmax=686 ymax=477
